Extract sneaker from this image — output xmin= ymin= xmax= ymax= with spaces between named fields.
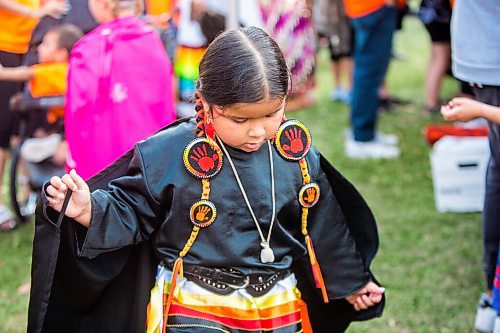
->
xmin=376 ymin=132 xmax=399 ymax=146
xmin=21 ymin=133 xmax=61 ymax=163
xmin=475 ymin=293 xmax=497 ymax=333
xmin=345 ymin=138 xmax=400 ymax=159
xmin=493 ymin=316 xmax=500 ymax=333
xmin=345 ymin=129 xmax=399 ymax=146
xmin=0 ymin=205 xmax=16 ymax=232
xmin=20 ymin=192 xmax=37 ymax=217
xmin=330 ymin=87 xmax=350 ymax=104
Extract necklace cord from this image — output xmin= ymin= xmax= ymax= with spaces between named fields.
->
xmin=217 ymin=138 xmax=276 ymax=247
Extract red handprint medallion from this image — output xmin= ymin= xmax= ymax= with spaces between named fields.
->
xmin=183 ymin=138 xmax=223 ymax=178
xmin=298 ymin=182 xmax=320 ymax=208
xmin=189 ymin=200 xmax=217 ymax=227
xmin=275 ymin=119 xmax=311 ymax=160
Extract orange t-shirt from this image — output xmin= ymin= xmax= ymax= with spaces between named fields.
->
xmin=0 ymin=0 xmax=40 ymax=54
xmin=145 ymin=0 xmax=173 ymax=16
xmin=343 ymin=0 xmax=406 ymax=19
xmin=144 ymin=0 xmax=178 ymax=28
xmin=30 ymin=62 xmax=68 ymax=123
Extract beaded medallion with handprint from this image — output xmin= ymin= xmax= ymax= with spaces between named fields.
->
xmin=189 ymin=200 xmax=217 ymax=227
xmin=274 ymin=119 xmax=311 ymax=161
xmin=183 ymin=137 xmax=223 ymax=178
xmin=298 ymin=183 xmax=320 ymax=208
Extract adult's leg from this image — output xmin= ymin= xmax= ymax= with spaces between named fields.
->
xmin=423 ymin=21 xmax=451 ymax=113
xmin=424 ymin=42 xmax=451 ymax=112
xmin=331 ymin=59 xmax=342 ymax=89
xmin=350 ymin=6 xmax=397 ymax=141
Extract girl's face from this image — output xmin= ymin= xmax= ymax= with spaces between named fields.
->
xmin=209 ymin=98 xmax=285 ymax=152
xmin=38 ymin=31 xmax=66 ymax=64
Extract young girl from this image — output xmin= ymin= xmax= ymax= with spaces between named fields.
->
xmin=31 ymin=27 xmax=384 ymax=333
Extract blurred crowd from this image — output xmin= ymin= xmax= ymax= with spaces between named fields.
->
xmin=0 ymin=0 xmax=481 ymax=226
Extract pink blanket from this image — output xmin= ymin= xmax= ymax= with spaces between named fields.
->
xmin=66 ymin=16 xmax=176 ymax=180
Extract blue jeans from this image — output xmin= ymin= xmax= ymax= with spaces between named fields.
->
xmin=350 ymin=6 xmax=397 ymax=142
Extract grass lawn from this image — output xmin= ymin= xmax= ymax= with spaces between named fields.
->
xmin=0 ymin=16 xmax=484 ymax=333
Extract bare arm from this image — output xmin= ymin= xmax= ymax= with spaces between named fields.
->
xmin=0 ymin=0 xmax=68 ymax=19
xmin=480 ymin=103 xmax=500 ymax=124
xmin=441 ymin=97 xmax=500 ymax=124
xmin=0 ymin=64 xmax=33 ymax=82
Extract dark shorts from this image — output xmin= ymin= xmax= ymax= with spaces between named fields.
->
xmin=424 ymin=21 xmax=451 ymax=43
xmin=318 ymin=29 xmax=354 ymax=61
xmin=0 ymin=50 xmax=23 ymax=148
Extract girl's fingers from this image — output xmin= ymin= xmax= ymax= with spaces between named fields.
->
xmin=50 ymin=176 xmax=65 ymax=190
xmin=355 ymin=297 xmax=368 ymax=310
xmin=69 ymin=169 xmax=86 ymax=191
xmin=47 ymin=196 xmax=61 ymax=206
xmin=366 ymin=284 xmax=385 ymax=295
xmin=370 ymin=292 xmax=383 ymax=303
xmin=61 ymin=174 xmax=77 ymax=191
xmin=46 ymin=185 xmax=65 ymax=199
xmin=362 ymin=294 xmax=374 ymax=307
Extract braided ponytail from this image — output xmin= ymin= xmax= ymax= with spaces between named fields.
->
xmin=194 ymin=93 xmax=205 ymax=138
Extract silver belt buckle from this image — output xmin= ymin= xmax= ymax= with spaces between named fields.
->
xmin=226 ymin=276 xmax=250 ymax=290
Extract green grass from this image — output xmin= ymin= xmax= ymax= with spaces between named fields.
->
xmin=0 ymin=16 xmax=484 ymax=332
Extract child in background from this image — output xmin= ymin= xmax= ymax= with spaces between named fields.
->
xmin=0 ymin=24 xmax=82 ymax=166
xmin=35 ymin=27 xmax=385 ymax=333
xmin=64 ymin=0 xmax=176 ymax=180
xmin=313 ymin=0 xmax=354 ymax=104
xmin=441 ymin=97 xmax=500 ymax=333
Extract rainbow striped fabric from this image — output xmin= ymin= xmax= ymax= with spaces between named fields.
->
xmin=147 ymin=265 xmax=307 ymax=333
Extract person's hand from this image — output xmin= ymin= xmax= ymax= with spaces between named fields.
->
xmin=441 ymin=97 xmax=484 ymax=122
xmin=46 ymin=169 xmax=92 ymax=227
xmin=345 ymin=281 xmax=385 ymax=311
xmin=36 ymin=0 xmax=69 ymax=19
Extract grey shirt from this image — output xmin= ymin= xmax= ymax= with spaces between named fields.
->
xmin=451 ymin=0 xmax=500 ymax=86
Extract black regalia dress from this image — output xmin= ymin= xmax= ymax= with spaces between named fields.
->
xmin=28 ymin=118 xmax=384 ymax=333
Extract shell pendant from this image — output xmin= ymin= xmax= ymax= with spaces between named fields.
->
xmin=260 ymin=242 xmax=275 ymax=263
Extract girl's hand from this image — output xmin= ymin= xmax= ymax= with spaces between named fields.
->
xmin=345 ymin=281 xmax=385 ymax=311
xmin=46 ymin=169 xmax=92 ymax=227
xmin=441 ymin=97 xmax=483 ymax=122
